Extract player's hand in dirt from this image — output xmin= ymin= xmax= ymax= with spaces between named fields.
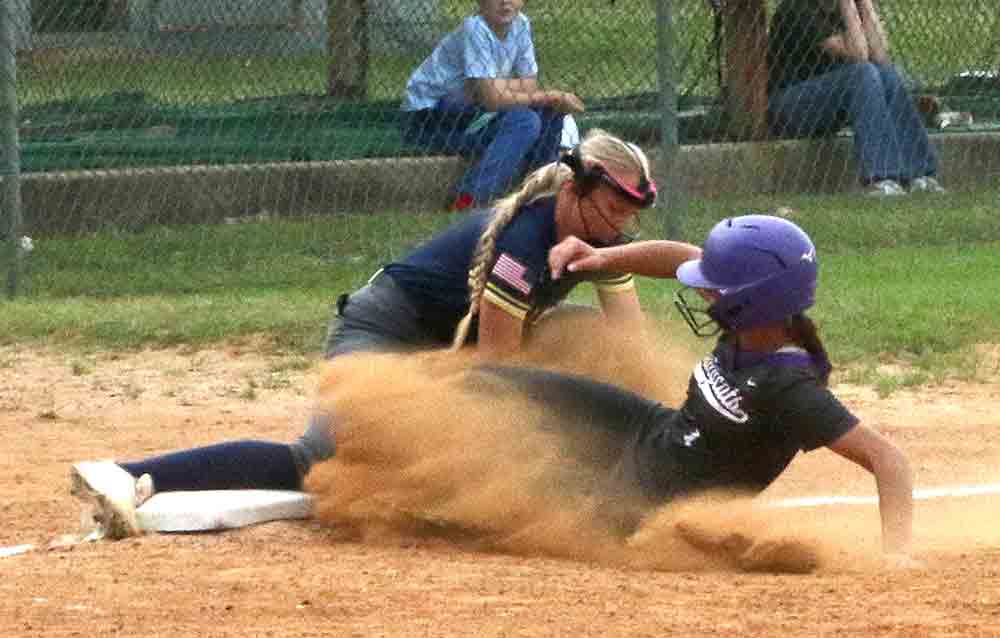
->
xmin=674 ymin=518 xmax=820 ymax=574
xmin=549 ymin=236 xmax=607 ymax=279
xmin=673 ymin=517 xmax=753 ymax=557
xmin=737 ymin=537 xmax=820 ymax=574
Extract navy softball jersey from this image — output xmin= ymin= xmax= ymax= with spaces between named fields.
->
xmin=382 ymin=197 xmax=634 ymax=341
xmin=478 ymin=337 xmax=858 ymax=504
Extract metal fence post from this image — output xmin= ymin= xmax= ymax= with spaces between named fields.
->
xmin=0 ymin=0 xmax=24 ymax=299
xmin=656 ymin=0 xmax=684 ymax=241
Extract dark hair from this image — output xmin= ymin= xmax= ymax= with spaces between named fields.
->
xmin=787 ymin=314 xmax=832 ymax=386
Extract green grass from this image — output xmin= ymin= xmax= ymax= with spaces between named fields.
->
xmin=16 ymin=0 xmax=998 ymax=107
xmin=7 ymin=2 xmax=1000 ymax=387
xmin=4 ymin=187 xmax=1000 ymax=393
xmin=635 ymin=238 xmax=1000 ymax=370
xmin=674 ymin=188 xmax=1000 ymax=252
xmin=21 ymin=211 xmax=463 ymax=298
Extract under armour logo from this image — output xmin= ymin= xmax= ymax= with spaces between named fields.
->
xmin=746 ymin=377 xmax=757 ymax=388
xmin=683 ymin=429 xmax=701 ymax=447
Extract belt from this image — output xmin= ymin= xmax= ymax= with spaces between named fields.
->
xmin=336 ymin=268 xmax=392 ymax=316
xmin=367 ymin=268 xmax=387 ymax=286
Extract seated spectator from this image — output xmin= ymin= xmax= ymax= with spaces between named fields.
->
xmin=767 ymin=0 xmax=944 ymax=196
xmin=400 ymin=0 xmax=585 ymax=210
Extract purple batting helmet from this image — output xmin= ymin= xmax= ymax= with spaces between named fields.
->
xmin=674 ymin=214 xmax=818 ymax=336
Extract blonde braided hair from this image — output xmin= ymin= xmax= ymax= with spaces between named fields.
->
xmin=449 ymin=128 xmax=653 ymax=351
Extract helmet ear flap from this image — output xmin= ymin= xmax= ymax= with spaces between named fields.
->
xmin=560 ymin=146 xmax=600 ymax=197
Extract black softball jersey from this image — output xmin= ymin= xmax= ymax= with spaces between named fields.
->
xmin=476 ymin=337 xmax=858 ymax=504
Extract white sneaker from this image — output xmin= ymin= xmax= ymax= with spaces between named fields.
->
xmin=70 ymin=461 xmax=155 ymax=539
xmin=908 ymin=176 xmax=946 ymax=194
xmin=865 ymin=179 xmax=906 ymax=197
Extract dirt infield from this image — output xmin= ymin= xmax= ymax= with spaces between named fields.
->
xmin=3 ymin=342 xmax=1000 ymax=638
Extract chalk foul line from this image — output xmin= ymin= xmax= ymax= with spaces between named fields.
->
xmin=767 ymin=482 xmax=1000 ymax=509
xmin=4 ymin=483 xmax=1000 ymax=557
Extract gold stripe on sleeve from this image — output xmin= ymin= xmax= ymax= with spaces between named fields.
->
xmin=594 ymin=274 xmax=636 ymax=294
xmin=484 ymin=285 xmax=530 ymax=320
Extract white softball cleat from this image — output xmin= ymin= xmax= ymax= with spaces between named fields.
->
xmin=70 ymin=461 xmax=155 ymax=540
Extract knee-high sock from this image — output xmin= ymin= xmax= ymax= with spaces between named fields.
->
xmin=288 ymin=412 xmax=336 ymax=477
xmin=120 ymin=440 xmax=302 ymax=492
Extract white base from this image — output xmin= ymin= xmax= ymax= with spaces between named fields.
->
xmin=136 ymin=489 xmax=313 ymax=532
xmin=0 ymin=544 xmax=35 ymax=558
xmin=132 ymin=483 xmax=1000 ymax=533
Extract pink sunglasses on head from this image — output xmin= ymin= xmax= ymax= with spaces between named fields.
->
xmin=598 ymin=169 xmax=658 ymax=209
xmin=559 ymin=145 xmax=659 ymax=209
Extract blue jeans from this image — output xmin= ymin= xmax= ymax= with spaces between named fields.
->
xmin=401 ymin=97 xmax=566 ymax=205
xmin=768 ymin=63 xmax=938 ymax=185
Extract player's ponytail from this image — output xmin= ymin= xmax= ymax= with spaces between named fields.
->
xmin=449 ymin=161 xmax=572 ymax=351
xmin=787 ymin=314 xmax=832 ymax=386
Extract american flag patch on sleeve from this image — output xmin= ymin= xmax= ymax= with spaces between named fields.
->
xmin=491 ymin=253 xmax=534 ymax=295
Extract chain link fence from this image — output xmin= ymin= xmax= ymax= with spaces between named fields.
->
xmin=2 ymin=0 xmax=999 ymax=297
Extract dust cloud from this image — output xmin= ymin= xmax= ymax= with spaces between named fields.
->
xmin=304 ymin=312 xmax=1000 ymax=573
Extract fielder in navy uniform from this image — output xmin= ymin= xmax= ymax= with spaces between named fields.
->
xmin=70 ymin=129 xmax=700 ymax=539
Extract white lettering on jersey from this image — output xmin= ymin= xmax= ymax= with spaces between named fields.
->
xmin=682 ymin=429 xmax=701 ymax=447
xmin=693 ymin=355 xmax=749 ymax=423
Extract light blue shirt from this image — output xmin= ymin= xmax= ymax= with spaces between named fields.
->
xmin=402 ymin=14 xmax=539 ymax=112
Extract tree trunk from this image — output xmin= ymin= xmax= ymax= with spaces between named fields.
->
xmin=721 ymin=0 xmax=768 ymax=141
xmin=327 ymin=0 xmax=369 ymax=99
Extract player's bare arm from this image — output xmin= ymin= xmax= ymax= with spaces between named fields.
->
xmin=549 ymin=237 xmax=702 ymax=280
xmin=595 ymin=286 xmax=644 ymax=329
xmin=476 ymin=297 xmax=527 ymax=357
xmin=826 ymin=423 xmax=914 ymax=558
